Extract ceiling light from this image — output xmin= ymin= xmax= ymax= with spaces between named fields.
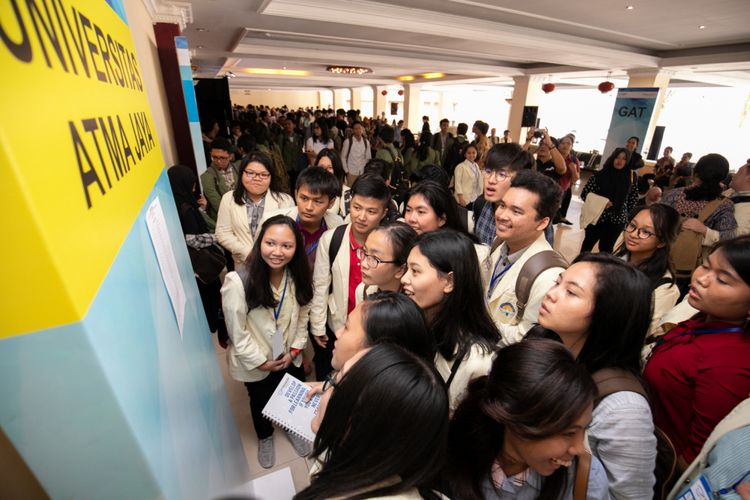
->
xmin=241 ymin=68 xmax=310 ymax=76
xmin=698 ymin=25 xmax=706 ymax=29
xmin=421 ymin=72 xmax=445 ymax=79
xmin=626 ymin=5 xmax=634 ymax=9
xmin=196 ymin=45 xmax=204 ymax=49
xmin=396 ymin=75 xmax=415 ymax=81
xmin=196 ymin=27 xmax=207 ymax=32
xmin=326 ymin=65 xmax=372 ymax=75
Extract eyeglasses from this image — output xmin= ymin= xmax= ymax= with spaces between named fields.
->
xmin=625 ymin=222 xmax=655 ymax=239
xmin=211 ymin=155 xmax=231 ymax=162
xmin=356 ymin=248 xmax=397 ymax=268
xmin=482 ymin=169 xmax=511 ymax=180
xmin=243 ymin=170 xmax=271 ymax=180
xmin=322 ymin=371 xmax=339 ymax=392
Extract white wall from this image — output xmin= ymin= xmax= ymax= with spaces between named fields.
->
xmin=230 ymin=89 xmax=321 ymax=109
xmin=126 ymin=0 xmax=178 ymax=166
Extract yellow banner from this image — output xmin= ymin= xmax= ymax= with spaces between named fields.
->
xmin=0 ymin=0 xmax=165 ymax=337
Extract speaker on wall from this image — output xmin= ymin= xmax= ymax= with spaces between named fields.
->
xmin=521 ymin=106 xmax=539 ymax=128
xmin=647 ymin=126 xmax=665 ymax=161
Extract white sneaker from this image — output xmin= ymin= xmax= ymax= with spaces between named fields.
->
xmin=258 ymin=436 xmax=275 ymax=468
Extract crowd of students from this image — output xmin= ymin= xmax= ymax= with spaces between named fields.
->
xmin=171 ymin=104 xmax=750 ymax=500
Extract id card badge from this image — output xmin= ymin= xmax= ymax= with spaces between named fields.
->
xmin=676 ymin=474 xmax=713 ymax=500
xmin=271 ymin=328 xmax=284 ymax=359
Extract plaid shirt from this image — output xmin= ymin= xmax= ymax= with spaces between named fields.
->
xmin=185 ymin=233 xmax=216 ymax=249
xmin=475 ymin=201 xmax=496 ymax=246
xmin=243 ymin=193 xmax=266 ymax=239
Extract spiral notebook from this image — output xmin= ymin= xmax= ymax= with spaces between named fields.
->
xmin=262 ymin=373 xmax=321 ymax=443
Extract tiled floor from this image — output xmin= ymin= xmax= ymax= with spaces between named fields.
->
xmin=214 ymin=183 xmax=588 ymax=497
xmin=212 ymin=336 xmax=312 ymax=496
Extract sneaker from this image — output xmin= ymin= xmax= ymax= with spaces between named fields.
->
xmin=286 ymin=431 xmax=312 ymax=457
xmin=258 ymin=436 xmax=275 ymax=469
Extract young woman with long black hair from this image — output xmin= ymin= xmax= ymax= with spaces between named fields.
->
xmin=296 ymin=344 xmax=448 ymax=500
xmin=446 ymin=339 xmax=609 ymax=500
xmin=401 ymin=230 xmax=499 ymax=410
xmin=221 ymin=215 xmax=313 ymax=469
xmin=530 ymin=253 xmax=656 ymax=498
xmin=355 ymin=221 xmax=417 ymax=303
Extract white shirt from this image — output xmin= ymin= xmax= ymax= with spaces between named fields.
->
xmin=342 ymin=136 xmax=371 ymax=175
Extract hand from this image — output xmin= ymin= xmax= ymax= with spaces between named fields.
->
xmin=312 ymin=334 xmax=328 ymax=348
xmin=278 ymin=353 xmax=293 ymax=370
xmin=682 ymin=217 xmax=707 ymax=235
xmin=197 ymin=194 xmax=207 ymax=209
xmin=258 ymin=359 xmax=284 ymax=371
xmin=541 ymin=128 xmax=552 ymax=146
xmin=304 ymin=381 xmax=324 ymax=402
xmin=525 ymin=128 xmax=535 ymax=142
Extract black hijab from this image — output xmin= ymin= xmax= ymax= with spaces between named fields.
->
xmin=595 ymin=148 xmax=632 ymax=210
xmin=168 ymin=165 xmax=208 ymax=235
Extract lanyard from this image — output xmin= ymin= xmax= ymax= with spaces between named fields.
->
xmin=274 ymin=271 xmax=289 ymax=323
xmin=717 ymin=469 xmax=750 ymax=495
xmin=488 ymin=257 xmax=513 ymax=299
xmin=651 ymin=325 xmax=745 ymax=358
xmin=297 ymin=217 xmax=326 ymax=256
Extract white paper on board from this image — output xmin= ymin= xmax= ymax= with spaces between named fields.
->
xmin=249 ymin=466 xmax=296 ymax=500
xmin=146 ymin=196 xmax=186 ymax=338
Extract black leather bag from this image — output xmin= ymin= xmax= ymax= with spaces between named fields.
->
xmin=187 ymin=244 xmax=226 ymax=284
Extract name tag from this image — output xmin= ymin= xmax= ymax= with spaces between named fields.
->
xmin=271 ymin=327 xmax=284 ymax=359
xmin=676 ymin=475 xmax=712 ymax=500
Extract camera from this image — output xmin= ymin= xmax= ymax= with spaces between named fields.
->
xmin=533 ymin=129 xmax=544 ymax=139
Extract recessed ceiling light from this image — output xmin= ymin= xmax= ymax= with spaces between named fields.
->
xmin=242 ymin=68 xmax=310 ymax=76
xmin=626 ymin=5 xmax=634 ymax=10
xmin=196 ymin=45 xmax=204 ymax=49
xmin=698 ymin=25 xmax=706 ymax=29
xmin=196 ymin=27 xmax=207 ymax=32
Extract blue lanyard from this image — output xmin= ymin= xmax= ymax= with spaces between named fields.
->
xmin=487 ymin=257 xmax=513 ymax=299
xmin=274 ymin=271 xmax=288 ymax=322
xmin=296 ymin=217 xmax=326 ymax=255
xmin=717 ymin=469 xmax=750 ymax=495
xmin=652 ymin=325 xmax=745 ymax=357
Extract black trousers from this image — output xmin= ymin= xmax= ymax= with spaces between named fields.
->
xmin=244 ymin=363 xmax=305 ymax=439
xmin=581 ymin=221 xmax=625 ymax=254
xmin=310 ymin=325 xmax=336 ymax=382
xmin=196 ymin=278 xmax=228 ymax=344
xmin=560 ymin=187 xmax=573 ymax=217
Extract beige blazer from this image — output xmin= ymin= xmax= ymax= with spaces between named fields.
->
xmin=435 ymin=345 xmax=495 ymax=411
xmin=310 ymin=224 xmax=353 ymax=337
xmin=354 ymin=282 xmax=380 ymax=306
xmin=215 ymin=190 xmax=294 ymax=266
xmin=667 ymin=398 xmax=750 ymax=499
xmin=485 ymin=233 xmax=564 ymax=346
xmin=221 ymin=272 xmax=310 ymax=383
xmin=328 ymin=185 xmax=351 ymax=219
xmin=649 ymin=272 xmax=681 ymax=337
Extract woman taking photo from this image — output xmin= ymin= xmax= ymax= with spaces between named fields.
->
xmin=615 ymin=203 xmax=682 ymax=337
xmin=215 ymin=152 xmax=294 ymax=270
xmin=355 ymin=221 xmax=417 ymax=303
xmin=446 ymin=339 xmax=609 ymax=500
xmin=531 ymin=253 xmax=656 ymax=499
xmin=401 ymin=230 xmax=499 ymax=410
xmin=453 ymin=143 xmax=483 ymax=209
xmin=221 ymin=215 xmax=313 ymax=469
xmin=297 ymin=344 xmax=448 ymax=500
xmin=644 ymin=235 xmax=750 ymax=468
xmin=580 ymin=147 xmax=640 ymax=253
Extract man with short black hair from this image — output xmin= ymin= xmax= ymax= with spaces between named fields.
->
xmin=472 ymin=143 xmax=534 ymax=245
xmin=485 ymin=170 xmax=564 ymax=345
xmin=472 ymin=120 xmax=491 ymax=169
xmin=431 ymin=118 xmax=454 ymax=167
xmin=342 ymin=121 xmax=371 ymax=186
xmin=309 ymin=175 xmax=391 ymax=380
xmin=201 ymin=137 xmax=238 ymax=226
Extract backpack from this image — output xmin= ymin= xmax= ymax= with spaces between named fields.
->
xmin=327 ymin=224 xmax=348 ymax=294
xmin=384 ymin=145 xmax=406 ymax=189
xmin=592 ymin=368 xmax=679 ymax=500
xmin=670 ymin=197 xmax=723 ymax=279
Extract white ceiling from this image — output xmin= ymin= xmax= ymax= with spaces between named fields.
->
xmin=159 ymin=0 xmax=750 ymax=90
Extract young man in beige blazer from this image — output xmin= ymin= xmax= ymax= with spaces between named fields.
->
xmin=309 ymin=175 xmax=391 ymax=380
xmin=485 ymin=171 xmax=565 ymax=346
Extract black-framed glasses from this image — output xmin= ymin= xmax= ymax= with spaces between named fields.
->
xmin=625 ymin=222 xmax=655 ymax=239
xmin=356 ymin=248 xmax=397 ymax=268
xmin=322 ymin=371 xmax=339 ymax=392
xmin=211 ymin=155 xmax=231 ymax=162
xmin=243 ymin=170 xmax=271 ymax=180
